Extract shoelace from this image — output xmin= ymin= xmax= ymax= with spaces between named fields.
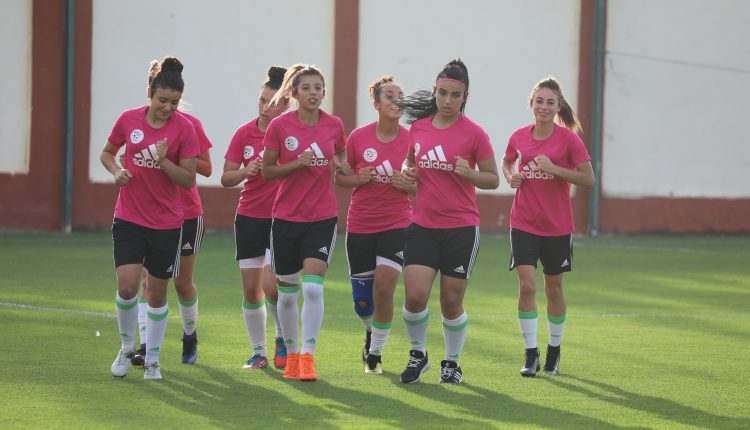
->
xmin=406 ymin=356 xmax=423 ymax=368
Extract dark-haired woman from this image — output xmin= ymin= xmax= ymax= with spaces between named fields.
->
xmin=335 ymin=76 xmax=413 ymax=374
xmin=502 ymin=76 xmax=594 ymax=377
xmin=101 ymin=56 xmax=200 ymax=380
xmin=262 ymin=64 xmax=348 ymax=382
xmin=397 ymin=59 xmax=499 ymax=384
xmin=222 ymin=66 xmax=290 ymax=370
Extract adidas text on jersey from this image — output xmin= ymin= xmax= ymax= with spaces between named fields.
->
xmin=417 ymin=145 xmax=453 ymax=171
xmin=132 ymin=144 xmax=161 ymax=169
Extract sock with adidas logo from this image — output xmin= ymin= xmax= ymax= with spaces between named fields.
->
xmin=300 ymin=275 xmax=324 ymax=355
xmin=137 ymin=295 xmax=148 ymax=347
xmin=518 ymin=309 xmax=538 ymax=349
xmin=369 ymin=319 xmax=392 ymax=356
xmin=547 ymin=313 xmax=566 ymax=347
xmin=178 ymin=293 xmax=198 ymax=336
xmin=277 ymin=283 xmax=300 ymax=354
xmin=442 ymin=312 xmax=468 ymax=363
xmin=243 ymin=299 xmax=267 ymax=357
xmin=266 ymin=298 xmax=283 ymax=338
xmin=115 ymin=293 xmax=138 ymax=351
xmin=145 ymin=304 xmax=168 ymax=365
xmin=402 ymin=305 xmax=429 ymax=353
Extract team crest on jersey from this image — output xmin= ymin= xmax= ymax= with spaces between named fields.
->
xmin=285 ymin=136 xmax=299 ymax=151
xmin=363 ymin=148 xmax=378 ymax=162
xmin=243 ymin=145 xmax=254 ymax=160
xmin=414 ymin=143 xmax=421 ymax=156
xmin=130 ymin=129 xmax=144 ymax=144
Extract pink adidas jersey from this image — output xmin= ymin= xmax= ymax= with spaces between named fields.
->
xmin=179 ymin=112 xmax=213 ymax=220
xmin=109 ymin=106 xmax=200 ymax=230
xmin=504 ymin=124 xmax=591 ymax=236
xmin=408 ymin=114 xmax=494 ymax=229
xmin=263 ymin=109 xmax=346 ymax=222
xmin=346 ymin=122 xmax=411 ymax=233
xmin=225 ymin=118 xmax=279 ymax=219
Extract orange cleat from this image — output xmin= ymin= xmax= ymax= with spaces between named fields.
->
xmin=282 ymin=353 xmax=299 ymax=379
xmin=298 ymin=353 xmax=318 ymax=381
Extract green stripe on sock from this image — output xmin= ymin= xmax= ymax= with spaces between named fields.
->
xmin=443 ymin=319 xmax=468 ymax=331
xmin=147 ymin=309 xmax=169 ymax=321
xmin=403 ymin=312 xmax=429 ymax=325
xmin=302 ymin=274 xmax=324 ymax=285
xmin=137 ymin=296 xmax=148 ymax=304
xmin=266 ymin=298 xmax=277 ymax=305
xmin=242 ymin=300 xmax=265 ymax=310
xmin=277 ymin=284 xmax=300 ymax=294
xmin=116 ymin=299 xmax=137 ymax=310
xmin=372 ymin=320 xmax=392 ymax=330
xmin=178 ymin=294 xmax=198 ymax=306
xmin=518 ymin=310 xmax=538 ymax=319
xmin=547 ymin=313 xmax=567 ymax=324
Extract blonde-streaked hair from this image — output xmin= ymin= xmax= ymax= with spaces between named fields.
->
xmin=529 ymin=76 xmax=581 ymax=134
xmin=269 ymin=63 xmax=325 ymax=107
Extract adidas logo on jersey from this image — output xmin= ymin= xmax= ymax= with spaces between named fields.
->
xmin=371 ymin=160 xmax=395 ymax=183
xmin=318 ymin=246 xmax=328 ymax=255
xmin=132 ymin=144 xmax=161 ymax=169
xmin=298 ymin=142 xmax=329 ymax=166
xmin=182 ymin=243 xmax=192 ymax=250
xmin=454 ymin=265 xmax=465 ymax=274
xmin=418 ymin=145 xmax=453 ymax=171
xmin=521 ymin=159 xmax=555 ymax=180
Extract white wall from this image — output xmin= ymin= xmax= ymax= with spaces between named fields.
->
xmin=603 ymin=0 xmax=750 ymax=198
xmin=357 ymin=0 xmax=581 ymax=195
xmin=89 ymin=0 xmax=335 ymax=185
xmin=0 ymin=0 xmax=32 ymax=175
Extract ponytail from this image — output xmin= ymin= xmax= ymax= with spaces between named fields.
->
xmin=402 ymin=58 xmax=469 ymax=124
xmin=529 ymin=76 xmax=581 ymax=134
xmin=269 ymin=63 xmax=325 ymax=107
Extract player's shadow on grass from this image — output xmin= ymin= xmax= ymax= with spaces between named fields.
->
xmin=544 ymin=374 xmax=749 ymax=430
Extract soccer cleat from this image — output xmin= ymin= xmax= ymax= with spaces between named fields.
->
xmin=520 ymin=347 xmax=540 ymax=377
xmin=365 ymin=353 xmax=383 ymax=374
xmin=273 ymin=337 xmax=287 ymax=369
xmin=400 ymin=350 xmax=430 ymax=384
xmin=131 ymin=344 xmax=146 ymax=367
xmin=182 ymin=331 xmax=198 ymax=364
xmin=439 ymin=360 xmax=463 ymax=384
xmin=143 ymin=362 xmax=162 ymax=380
xmin=243 ymin=354 xmax=269 ymax=369
xmin=298 ymin=353 xmax=318 ymax=381
xmin=283 ymin=353 xmax=300 ymax=379
xmin=361 ymin=330 xmax=372 ymax=363
xmin=111 ymin=349 xmax=134 ymax=378
xmin=543 ymin=345 xmax=561 ymax=375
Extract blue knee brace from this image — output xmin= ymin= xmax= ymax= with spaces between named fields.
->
xmin=351 ymin=277 xmax=374 ymax=317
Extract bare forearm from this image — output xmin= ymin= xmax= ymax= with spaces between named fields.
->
xmin=160 ymin=159 xmax=196 ymax=188
xmin=221 ymin=170 xmax=248 ymax=187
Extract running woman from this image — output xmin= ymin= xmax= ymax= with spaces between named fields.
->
xmin=101 ymin=56 xmax=200 ymax=380
xmin=503 ymin=76 xmax=594 ymax=377
xmin=335 ymin=76 xmax=414 ymax=374
xmin=222 ymin=66 xmax=290 ymax=370
xmin=261 ymin=64 xmax=349 ymax=381
xmin=397 ymin=59 xmax=499 ymax=384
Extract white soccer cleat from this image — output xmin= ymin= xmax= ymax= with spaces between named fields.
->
xmin=143 ymin=362 xmax=162 ymax=380
xmin=111 ymin=349 xmax=134 ymax=378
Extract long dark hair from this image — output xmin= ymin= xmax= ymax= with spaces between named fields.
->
xmin=402 ymin=59 xmax=469 ymax=124
xmin=148 ymin=56 xmax=184 ymax=94
xmin=263 ymin=66 xmax=287 ymax=90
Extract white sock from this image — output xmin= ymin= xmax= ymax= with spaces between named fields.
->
xmin=548 ymin=314 xmax=567 ymax=347
xmin=266 ymin=298 xmax=283 ymax=338
xmin=277 ymin=284 xmax=300 ymax=354
xmin=115 ymin=293 xmax=138 ymax=351
xmin=518 ymin=310 xmax=538 ymax=349
xmin=300 ymin=276 xmax=325 ymax=355
xmin=442 ymin=312 xmax=468 ymax=363
xmin=178 ymin=294 xmax=198 ymax=336
xmin=402 ymin=305 xmax=429 ymax=353
xmin=137 ymin=296 xmax=147 ymax=347
xmin=369 ymin=319 xmax=392 ymax=356
xmin=243 ymin=300 xmax=267 ymax=357
xmin=145 ymin=304 xmax=168 ymax=365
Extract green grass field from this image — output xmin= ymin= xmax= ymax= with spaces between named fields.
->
xmin=1 ymin=232 xmax=748 ymax=429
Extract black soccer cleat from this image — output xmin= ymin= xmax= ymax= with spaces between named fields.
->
xmin=131 ymin=344 xmax=146 ymax=367
xmin=439 ymin=360 xmax=463 ymax=384
xmin=182 ymin=331 xmax=198 ymax=364
xmin=520 ymin=347 xmax=540 ymax=377
xmin=400 ymin=350 xmax=430 ymax=383
xmin=361 ymin=330 xmax=372 ymax=363
xmin=543 ymin=345 xmax=560 ymax=375
xmin=365 ymin=353 xmax=383 ymax=374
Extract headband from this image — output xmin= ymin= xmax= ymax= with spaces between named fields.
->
xmin=436 ymin=77 xmax=467 ymax=90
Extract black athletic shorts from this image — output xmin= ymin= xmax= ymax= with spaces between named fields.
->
xmin=271 ymin=217 xmax=337 ymax=276
xmin=403 ymin=223 xmax=480 ymax=280
xmin=235 ymin=214 xmax=272 ymax=260
xmin=346 ymin=228 xmax=407 ymax=275
xmin=180 ymin=216 xmax=204 ymax=256
xmin=509 ymin=228 xmax=572 ymax=275
xmin=112 ymin=218 xmax=182 ymax=279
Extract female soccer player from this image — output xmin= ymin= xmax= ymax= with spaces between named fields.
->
xmin=502 ymin=76 xmax=594 ymax=377
xmin=222 ymin=66 xmax=290 ymax=370
xmin=261 ymin=64 xmax=349 ymax=381
xmin=335 ymin=76 xmax=414 ymax=374
xmin=397 ymin=59 xmax=499 ymax=384
xmin=101 ymin=56 xmax=200 ymax=380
